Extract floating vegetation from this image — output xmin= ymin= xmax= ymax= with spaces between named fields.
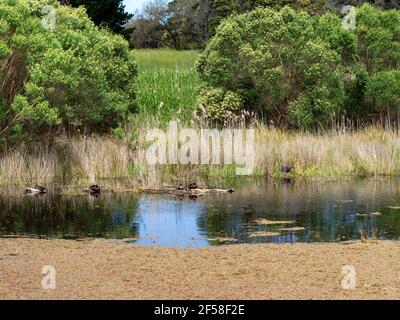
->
xmin=370 ymin=212 xmax=382 ymax=216
xmin=248 ymin=231 xmax=281 ymax=238
xmin=207 ymin=237 xmax=238 ymax=243
xmin=278 ymin=227 xmax=305 ymax=232
xmin=356 ymin=212 xmax=382 ymax=217
xmin=254 ymin=219 xmax=295 ymax=225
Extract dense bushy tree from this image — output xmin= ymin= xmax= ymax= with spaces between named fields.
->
xmin=208 ymin=0 xmax=238 ymax=36
xmin=354 ymin=4 xmax=400 ymax=119
xmin=130 ymin=0 xmax=165 ymax=48
xmin=130 ymin=0 xmax=331 ymax=49
xmin=0 ymin=0 xmax=138 ymax=142
xmin=197 ymin=6 xmax=354 ymax=127
xmin=60 ymin=0 xmax=133 ymax=33
xmin=167 ymin=0 xmax=213 ymax=49
xmin=130 ymin=0 xmax=212 ymax=49
xmin=197 ymin=4 xmax=400 ymax=128
xmin=238 ymin=0 xmax=328 ymax=14
xmin=130 ymin=0 xmax=399 ymax=50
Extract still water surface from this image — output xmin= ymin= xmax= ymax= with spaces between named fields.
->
xmin=1 ymin=180 xmax=400 ymax=247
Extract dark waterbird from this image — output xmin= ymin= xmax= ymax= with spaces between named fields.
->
xmin=89 ymin=185 xmax=101 ymax=194
xmin=188 ymin=182 xmax=198 ymax=190
xmin=281 ymin=165 xmax=293 ymax=174
xmin=25 ymin=185 xmax=47 ymax=194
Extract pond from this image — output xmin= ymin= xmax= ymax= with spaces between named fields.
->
xmin=1 ymin=179 xmax=400 ymax=247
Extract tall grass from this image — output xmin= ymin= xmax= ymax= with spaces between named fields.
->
xmin=2 ymin=126 xmax=400 ymax=190
xmin=256 ymin=126 xmax=400 ymax=179
xmin=136 ymin=69 xmax=200 ymax=123
xmin=0 ymin=137 xmax=135 ymax=187
xmin=134 ymin=49 xmax=199 ymax=71
xmin=134 ymin=49 xmax=200 ymax=123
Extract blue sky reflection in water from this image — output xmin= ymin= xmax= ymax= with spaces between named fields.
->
xmin=133 ymin=196 xmax=209 ymax=247
xmin=1 ymin=180 xmax=400 ymax=247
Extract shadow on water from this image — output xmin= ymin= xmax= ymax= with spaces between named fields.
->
xmin=2 ymin=179 xmax=400 ymax=247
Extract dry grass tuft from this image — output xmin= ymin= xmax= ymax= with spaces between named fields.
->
xmin=2 ymin=125 xmax=400 ymax=188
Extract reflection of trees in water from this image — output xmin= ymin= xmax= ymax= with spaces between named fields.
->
xmin=0 ymin=194 xmax=140 ymax=239
xmin=2 ymin=179 xmax=400 ymax=244
xmin=197 ymin=179 xmax=400 ymax=243
xmin=196 ymin=195 xmax=261 ymax=241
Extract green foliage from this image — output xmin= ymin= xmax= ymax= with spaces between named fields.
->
xmin=344 ymin=4 xmax=400 ymax=120
xmin=197 ymin=6 xmax=350 ymax=128
xmin=197 ymin=87 xmax=243 ymax=121
xmin=197 ymin=4 xmax=400 ymax=128
xmin=60 ymin=0 xmax=133 ymax=33
xmin=0 ymin=0 xmax=138 ymax=141
xmin=134 ymin=49 xmax=199 ymax=71
xmin=131 ymin=0 xmax=329 ymax=50
xmin=239 ymin=0 xmax=328 ymax=14
xmin=208 ymin=0 xmax=238 ymax=36
xmin=366 ymin=70 xmax=400 ymax=114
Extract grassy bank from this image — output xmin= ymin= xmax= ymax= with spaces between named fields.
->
xmin=1 ymin=126 xmax=400 ymax=189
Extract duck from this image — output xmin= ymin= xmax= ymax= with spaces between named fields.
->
xmin=25 ymin=185 xmax=47 ymax=194
xmin=177 ymin=184 xmax=185 ymax=191
xmin=89 ymin=185 xmax=101 ymax=194
xmin=281 ymin=165 xmax=293 ymax=174
xmin=188 ymin=182 xmax=198 ymax=190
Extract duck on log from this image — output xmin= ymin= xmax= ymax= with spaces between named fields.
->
xmin=25 ymin=185 xmax=47 ymax=194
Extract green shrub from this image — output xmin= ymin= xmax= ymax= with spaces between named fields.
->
xmin=352 ymin=5 xmax=400 ymax=120
xmin=197 ymin=6 xmax=352 ymax=128
xmin=197 ymin=87 xmax=243 ymax=122
xmin=196 ymin=4 xmax=400 ymax=128
xmin=366 ymin=70 xmax=400 ymax=115
xmin=0 ymin=0 xmax=138 ymax=141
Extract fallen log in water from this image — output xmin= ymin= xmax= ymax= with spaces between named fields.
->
xmin=138 ymin=188 xmax=234 ymax=196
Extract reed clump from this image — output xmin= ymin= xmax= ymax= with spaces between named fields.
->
xmin=256 ymin=126 xmax=400 ymax=179
xmin=1 ymin=125 xmax=400 ymax=189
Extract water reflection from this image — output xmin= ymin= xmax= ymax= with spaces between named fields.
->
xmin=1 ymin=180 xmax=400 ymax=247
xmin=133 ymin=196 xmax=209 ymax=247
xmin=0 ymin=194 xmax=139 ymax=239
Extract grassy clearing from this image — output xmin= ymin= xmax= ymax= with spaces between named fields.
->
xmin=134 ymin=49 xmax=199 ymax=71
xmin=136 ymin=69 xmax=200 ymax=123
xmin=134 ymin=49 xmax=200 ymax=123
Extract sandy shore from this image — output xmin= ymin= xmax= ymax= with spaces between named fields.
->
xmin=0 ymin=238 xmax=399 ymax=300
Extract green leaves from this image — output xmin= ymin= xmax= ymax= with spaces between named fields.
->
xmin=0 ymin=0 xmax=138 ymax=141
xmin=366 ymin=70 xmax=400 ymax=112
xmin=197 ymin=6 xmax=347 ymax=127
xmin=197 ymin=87 xmax=243 ymax=121
xmin=197 ymin=4 xmax=400 ymax=129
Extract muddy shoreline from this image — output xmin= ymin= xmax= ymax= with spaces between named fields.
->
xmin=1 ymin=239 xmax=399 ymax=300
